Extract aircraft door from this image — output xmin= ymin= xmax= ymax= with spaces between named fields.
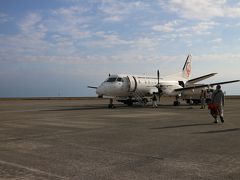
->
xmin=127 ymin=76 xmax=137 ymax=92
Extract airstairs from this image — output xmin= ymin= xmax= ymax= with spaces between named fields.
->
xmin=132 ymin=90 xmax=148 ymax=106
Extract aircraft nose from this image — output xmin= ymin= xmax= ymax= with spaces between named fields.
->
xmin=96 ymin=87 xmax=100 ymax=95
xmin=96 ymin=85 xmax=103 ymax=96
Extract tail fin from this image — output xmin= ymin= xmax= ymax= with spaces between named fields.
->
xmin=182 ymin=54 xmax=192 ymax=80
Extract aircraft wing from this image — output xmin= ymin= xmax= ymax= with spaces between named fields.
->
xmin=174 ymin=80 xmax=240 ymax=92
xmin=187 ymin=73 xmax=217 ymax=84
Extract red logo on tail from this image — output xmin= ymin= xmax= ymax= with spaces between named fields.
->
xmin=186 ymin=62 xmax=191 ymax=77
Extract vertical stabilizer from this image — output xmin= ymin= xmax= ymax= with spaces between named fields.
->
xmin=182 ymin=54 xmax=192 ymax=80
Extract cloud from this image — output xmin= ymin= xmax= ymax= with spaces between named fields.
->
xmin=152 ymin=20 xmax=180 ymax=32
xmin=102 ymin=15 xmax=123 ymax=22
xmin=94 ymin=31 xmax=132 ymax=46
xmin=225 ymin=4 xmax=240 ymax=18
xmin=160 ymin=0 xmax=240 ymax=20
xmin=19 ymin=13 xmax=42 ymax=33
xmin=52 ymin=5 xmax=88 ymax=16
xmin=193 ymin=53 xmax=240 ymax=62
xmin=0 ymin=1 xmax=239 ymax=66
xmin=209 ymin=38 xmax=222 ymax=44
xmin=191 ymin=21 xmax=218 ymax=35
xmin=151 ymin=20 xmax=218 ymax=41
xmin=99 ymin=0 xmax=149 ymax=22
xmin=0 ymin=6 xmax=94 ymax=60
xmin=0 ymin=14 xmax=50 ymax=61
xmin=3 ymin=13 xmax=49 ymax=53
xmin=0 ymin=12 xmax=13 ymax=23
xmin=50 ymin=5 xmax=92 ymax=39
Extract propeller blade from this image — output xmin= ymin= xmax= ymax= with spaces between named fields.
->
xmin=156 ymin=70 xmax=161 ymax=102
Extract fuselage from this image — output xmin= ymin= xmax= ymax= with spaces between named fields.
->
xmin=96 ymin=54 xmax=192 ymax=101
xmin=96 ymin=74 xmax=186 ymax=98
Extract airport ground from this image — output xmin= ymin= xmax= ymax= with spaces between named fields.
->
xmin=0 ymin=97 xmax=239 ymax=180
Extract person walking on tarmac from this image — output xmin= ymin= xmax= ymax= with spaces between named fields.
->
xmin=206 ymin=89 xmax=213 ymax=104
xmin=200 ymin=89 xmax=207 ymax=109
xmin=211 ymin=85 xmax=225 ymax=123
xmin=152 ymin=94 xmax=158 ymax=108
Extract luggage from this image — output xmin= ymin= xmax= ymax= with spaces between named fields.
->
xmin=208 ymin=103 xmax=218 ymax=115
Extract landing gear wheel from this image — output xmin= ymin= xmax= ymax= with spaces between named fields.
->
xmin=108 ymin=104 xmax=115 ymax=108
xmin=127 ymin=100 xmax=133 ymax=106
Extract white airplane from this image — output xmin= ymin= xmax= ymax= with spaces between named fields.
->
xmin=88 ymin=55 xmax=239 ymax=108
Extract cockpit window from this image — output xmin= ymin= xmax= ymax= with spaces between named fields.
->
xmin=106 ymin=77 xmax=117 ymax=82
xmin=117 ymin=77 xmax=123 ymax=82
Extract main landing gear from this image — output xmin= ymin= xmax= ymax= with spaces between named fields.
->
xmin=173 ymin=95 xmax=180 ymax=106
xmin=126 ymin=98 xmax=133 ymax=106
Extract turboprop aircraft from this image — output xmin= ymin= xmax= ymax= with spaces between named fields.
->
xmin=88 ymin=54 xmax=239 ymax=108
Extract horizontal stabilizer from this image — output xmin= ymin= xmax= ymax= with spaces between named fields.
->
xmin=87 ymin=86 xmax=98 ymax=89
xmin=187 ymin=73 xmax=217 ymax=84
xmin=175 ymin=80 xmax=240 ymax=92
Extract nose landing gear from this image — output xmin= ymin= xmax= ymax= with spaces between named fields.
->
xmin=108 ymin=98 xmax=116 ymax=108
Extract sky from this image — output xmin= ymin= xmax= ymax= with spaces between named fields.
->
xmin=0 ymin=0 xmax=240 ymax=97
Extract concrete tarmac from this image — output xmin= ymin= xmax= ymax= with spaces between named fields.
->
xmin=0 ymin=98 xmax=240 ymax=180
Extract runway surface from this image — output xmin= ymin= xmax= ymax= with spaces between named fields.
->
xmin=0 ymin=98 xmax=240 ymax=179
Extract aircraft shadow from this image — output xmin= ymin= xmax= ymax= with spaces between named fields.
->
xmin=150 ymin=123 xmax=214 ymax=130
xmin=153 ymin=105 xmax=195 ymax=109
xmin=42 ymin=104 xmax=197 ymax=112
xmin=195 ymin=128 xmax=240 ymax=134
xmin=42 ymin=104 xmax=128 ymax=111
